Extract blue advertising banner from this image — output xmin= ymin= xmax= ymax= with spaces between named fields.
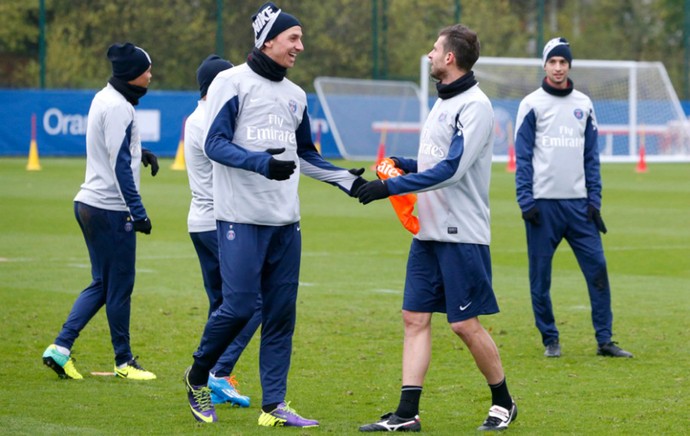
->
xmin=0 ymin=89 xmax=340 ymax=158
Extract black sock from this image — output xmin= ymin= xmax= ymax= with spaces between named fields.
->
xmin=394 ymin=385 xmax=422 ymax=419
xmin=489 ymin=378 xmax=512 ymax=410
xmin=188 ymin=364 xmax=209 ymax=386
xmin=262 ymin=403 xmax=280 ymax=413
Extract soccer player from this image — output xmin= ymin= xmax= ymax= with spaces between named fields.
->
xmin=183 ymin=54 xmax=260 ymax=407
xmin=182 ymin=2 xmax=366 ymax=427
xmin=514 ymin=37 xmax=633 ymax=359
xmin=356 ymin=25 xmax=517 ymax=432
xmin=42 ymin=42 xmax=158 ymax=381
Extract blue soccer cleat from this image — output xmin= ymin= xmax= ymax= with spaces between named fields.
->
xmin=208 ymin=374 xmax=250 ymax=407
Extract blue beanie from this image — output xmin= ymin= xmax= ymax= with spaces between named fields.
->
xmin=252 ymin=2 xmax=301 ymax=49
xmin=542 ymin=37 xmax=572 ymax=67
xmin=196 ymin=54 xmax=233 ymax=98
xmin=107 ymin=42 xmax=151 ymax=81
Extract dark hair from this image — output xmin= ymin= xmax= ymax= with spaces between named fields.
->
xmin=438 ymin=24 xmax=480 ymax=71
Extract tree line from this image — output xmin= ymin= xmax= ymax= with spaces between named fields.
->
xmin=1 ymin=0 xmax=688 ymax=97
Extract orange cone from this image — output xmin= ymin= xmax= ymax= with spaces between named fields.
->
xmin=506 ymin=143 xmax=516 ymax=173
xmin=27 ymin=113 xmax=41 ymax=171
xmin=171 ymin=117 xmax=186 ymax=171
xmin=505 ymin=120 xmax=515 ymax=172
xmin=371 ymin=128 xmax=387 ymax=170
xmin=635 ymin=144 xmax=648 ymax=173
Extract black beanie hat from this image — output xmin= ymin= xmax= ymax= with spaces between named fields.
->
xmin=107 ymin=42 xmax=151 ymax=81
xmin=196 ymin=55 xmax=233 ymax=98
xmin=542 ymin=37 xmax=572 ymax=67
xmin=252 ymin=2 xmax=301 ymax=49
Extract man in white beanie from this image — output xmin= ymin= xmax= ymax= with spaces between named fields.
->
xmin=514 ymin=37 xmax=633 ymax=359
xmin=182 ymin=2 xmax=366 ymax=427
xmin=42 ymin=42 xmax=158 ymax=382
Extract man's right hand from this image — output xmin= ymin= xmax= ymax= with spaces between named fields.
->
xmin=266 ymin=148 xmax=296 ymax=181
xmin=522 ymin=207 xmax=540 ymax=226
xmin=133 ymin=217 xmax=152 ymax=234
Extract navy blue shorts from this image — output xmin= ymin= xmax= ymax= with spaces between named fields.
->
xmin=403 ymin=239 xmax=499 ymax=323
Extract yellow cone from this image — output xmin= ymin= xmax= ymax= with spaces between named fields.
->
xmin=27 ymin=113 xmax=41 ymax=171
xmin=27 ymin=138 xmax=42 ymax=171
xmin=171 ymin=139 xmax=185 ymax=170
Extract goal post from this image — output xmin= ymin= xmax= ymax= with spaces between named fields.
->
xmin=423 ymin=56 xmax=690 ymax=162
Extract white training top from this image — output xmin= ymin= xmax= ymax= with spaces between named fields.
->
xmin=74 ymin=83 xmax=146 ymax=220
xmin=184 ymin=100 xmax=216 ymax=233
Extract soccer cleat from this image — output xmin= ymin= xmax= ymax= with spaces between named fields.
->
xmin=42 ymin=344 xmax=83 ymax=380
xmin=258 ymin=402 xmax=319 ymax=428
xmin=544 ymin=342 xmax=561 ymax=358
xmin=114 ymin=356 xmax=157 ymax=380
xmin=597 ymin=342 xmax=633 ymax=358
xmin=208 ymin=374 xmax=250 ymax=407
xmin=184 ymin=367 xmax=217 ymax=423
xmin=359 ymin=412 xmax=421 ymax=432
xmin=477 ymin=402 xmax=518 ymax=431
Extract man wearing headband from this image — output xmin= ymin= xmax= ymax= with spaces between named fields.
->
xmin=182 ymin=2 xmax=366 ymax=428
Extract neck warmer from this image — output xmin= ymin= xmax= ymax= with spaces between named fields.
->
xmin=108 ymin=76 xmax=148 ymax=106
xmin=436 ymin=71 xmax=477 ymax=100
xmin=247 ymin=48 xmax=287 ymax=82
xmin=541 ymin=77 xmax=574 ymax=96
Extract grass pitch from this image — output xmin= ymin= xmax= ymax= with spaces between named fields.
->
xmin=0 ymin=158 xmax=688 ymax=435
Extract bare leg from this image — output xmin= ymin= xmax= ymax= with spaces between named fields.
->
xmin=401 ymin=310 xmax=432 ymax=386
xmin=450 ymin=317 xmax=504 ymax=384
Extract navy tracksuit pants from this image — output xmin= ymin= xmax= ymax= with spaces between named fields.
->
xmin=54 ymin=202 xmax=136 ymax=366
xmin=193 ymin=221 xmax=301 ymax=406
xmin=189 ymin=230 xmax=261 ymax=377
xmin=525 ymin=199 xmax=613 ymax=346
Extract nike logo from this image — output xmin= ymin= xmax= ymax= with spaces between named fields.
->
xmin=459 ymin=302 xmax=472 ymax=311
xmin=189 ymin=405 xmax=215 ymax=423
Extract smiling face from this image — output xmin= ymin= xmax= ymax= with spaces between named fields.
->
xmin=544 ymin=56 xmax=570 ymax=89
xmin=263 ymin=25 xmax=304 ymax=69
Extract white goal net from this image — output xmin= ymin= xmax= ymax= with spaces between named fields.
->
xmin=315 ymin=57 xmax=690 ymax=162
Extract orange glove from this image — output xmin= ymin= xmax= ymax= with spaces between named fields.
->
xmin=376 ymin=158 xmax=419 ymax=235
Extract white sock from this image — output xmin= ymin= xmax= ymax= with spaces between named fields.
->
xmin=55 ymin=345 xmax=70 ymax=356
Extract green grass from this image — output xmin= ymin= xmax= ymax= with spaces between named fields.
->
xmin=1 ymin=158 xmax=689 ymax=435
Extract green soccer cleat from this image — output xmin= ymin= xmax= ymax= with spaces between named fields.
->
xmin=42 ymin=344 xmax=83 ymax=380
xmin=114 ymin=357 xmax=157 ymax=380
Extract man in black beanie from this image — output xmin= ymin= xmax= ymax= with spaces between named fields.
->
xmin=182 ymin=1 xmax=366 ymax=428
xmin=42 ymin=42 xmax=159 ymax=382
xmin=183 ymin=54 xmax=261 ymax=409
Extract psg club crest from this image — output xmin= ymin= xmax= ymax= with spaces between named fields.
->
xmin=125 ymin=222 xmax=133 ymax=232
xmin=438 ymin=112 xmax=447 ymax=123
xmin=573 ymin=108 xmax=584 ymax=119
xmin=288 ymin=99 xmax=297 ymax=113
xmin=227 ymin=226 xmax=235 ymax=241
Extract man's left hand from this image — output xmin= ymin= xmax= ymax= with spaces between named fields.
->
xmin=141 ymin=148 xmax=159 ymax=176
xmin=587 ymin=204 xmax=607 ymax=234
xmin=357 ymin=180 xmax=390 ymax=204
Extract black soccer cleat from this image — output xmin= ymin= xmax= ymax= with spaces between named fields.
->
xmin=359 ymin=412 xmax=421 ymax=432
xmin=544 ymin=342 xmax=561 ymax=358
xmin=477 ymin=402 xmax=517 ymax=431
xmin=597 ymin=342 xmax=633 ymax=358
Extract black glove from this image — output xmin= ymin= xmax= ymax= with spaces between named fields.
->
xmin=141 ymin=148 xmax=159 ymax=176
xmin=133 ymin=217 xmax=152 ymax=234
xmin=587 ymin=204 xmax=607 ymax=234
xmin=522 ymin=207 xmax=540 ymax=226
xmin=348 ymin=168 xmax=367 ymax=197
xmin=265 ymin=148 xmax=296 ymax=181
xmin=357 ymin=180 xmax=390 ymax=204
